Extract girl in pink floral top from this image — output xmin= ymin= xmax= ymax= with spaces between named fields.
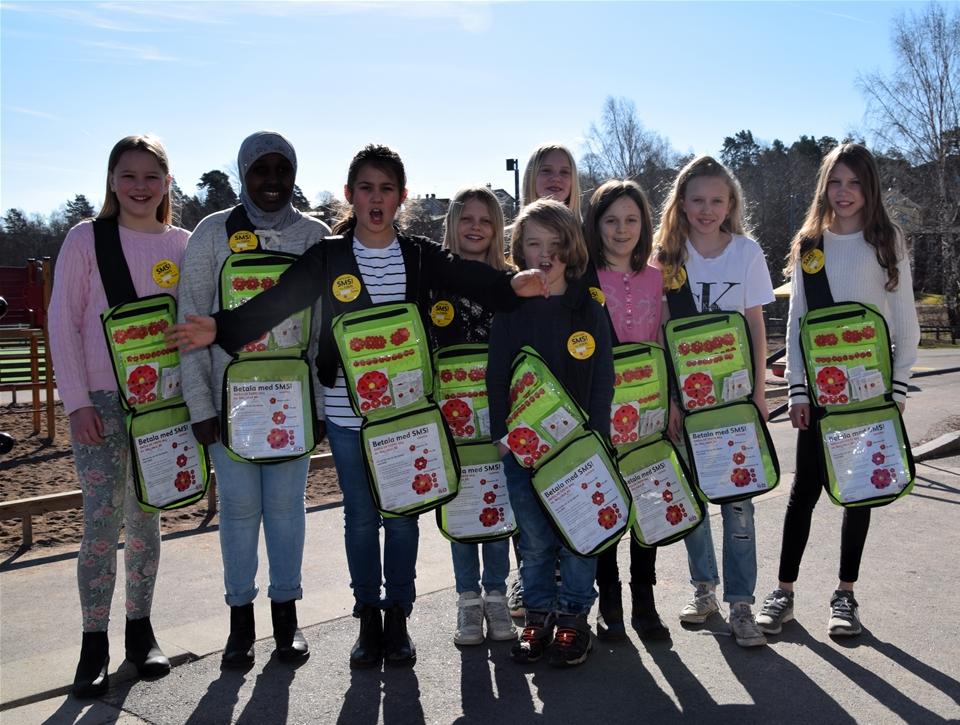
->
xmin=583 ymin=179 xmax=670 ymax=641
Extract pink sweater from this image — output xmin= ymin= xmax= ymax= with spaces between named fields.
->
xmin=48 ymin=220 xmax=190 ymax=414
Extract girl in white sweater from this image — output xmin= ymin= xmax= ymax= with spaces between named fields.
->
xmin=756 ymin=143 xmax=920 ymax=637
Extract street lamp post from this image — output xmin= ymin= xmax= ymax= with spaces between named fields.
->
xmin=505 ymin=158 xmax=519 ymax=216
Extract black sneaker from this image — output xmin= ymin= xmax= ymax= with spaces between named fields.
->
xmin=596 ymin=582 xmax=626 ymax=642
xmin=547 ymin=620 xmax=592 ymax=667
xmin=828 ymin=590 xmax=862 ymax=637
xmin=510 ymin=612 xmax=553 ymax=664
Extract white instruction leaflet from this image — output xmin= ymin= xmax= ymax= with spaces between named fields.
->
xmin=368 ymin=422 xmax=450 ymax=510
xmin=539 ymin=453 xmax=628 ymax=554
xmin=624 ymin=456 xmax=699 ymax=544
xmin=688 ymin=422 xmax=769 ymax=500
xmin=227 ymin=380 xmax=306 ymax=458
xmin=134 ymin=422 xmax=204 ymax=507
xmin=445 ymin=460 xmax=515 ymax=538
xmin=825 ymin=419 xmax=907 ymax=502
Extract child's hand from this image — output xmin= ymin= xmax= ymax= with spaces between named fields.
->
xmin=168 ymin=314 xmax=217 ymax=351
xmin=70 ymin=406 xmax=105 ymax=445
xmin=789 ymin=403 xmax=810 ymax=430
xmin=752 ymin=388 xmax=769 ymax=421
xmin=510 ymin=269 xmax=550 ymax=298
xmin=897 ymin=400 xmax=905 ymax=414
xmin=668 ymin=399 xmax=683 ymax=443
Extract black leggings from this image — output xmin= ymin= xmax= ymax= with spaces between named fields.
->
xmin=596 ymin=536 xmax=657 ymax=590
xmin=777 ymin=421 xmax=872 ymax=584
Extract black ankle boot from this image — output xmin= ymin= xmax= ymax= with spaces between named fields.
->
xmin=382 ymin=604 xmax=416 ymax=667
xmin=349 ymin=605 xmax=383 ymax=669
xmin=597 ymin=581 xmax=626 ymax=641
xmin=271 ymin=600 xmax=309 ymax=663
xmin=631 ymin=583 xmax=671 ymax=641
xmin=222 ymin=603 xmax=256 ymax=668
xmin=73 ymin=631 xmax=109 ymax=698
xmin=125 ymin=616 xmax=170 ymax=677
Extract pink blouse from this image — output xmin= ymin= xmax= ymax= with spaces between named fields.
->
xmin=597 ymin=264 xmax=662 ymax=343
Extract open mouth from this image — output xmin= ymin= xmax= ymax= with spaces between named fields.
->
xmin=262 ymin=190 xmax=282 ymax=203
xmin=370 ymin=208 xmax=384 ymax=225
xmin=464 ymin=234 xmax=486 ymax=242
xmin=129 ymin=195 xmax=151 ymax=203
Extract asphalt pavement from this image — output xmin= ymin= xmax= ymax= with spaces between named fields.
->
xmin=1 ymin=348 xmax=958 ymax=724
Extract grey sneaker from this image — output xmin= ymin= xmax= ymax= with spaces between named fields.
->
xmin=507 ymin=577 xmax=525 ymax=618
xmin=454 ymin=592 xmax=484 ymax=645
xmin=679 ymin=583 xmax=719 ymax=624
xmin=828 ymin=590 xmax=862 ymax=637
xmin=757 ymin=588 xmax=795 ymax=634
xmin=483 ymin=591 xmax=517 ymax=641
xmin=729 ymin=602 xmax=767 ymax=647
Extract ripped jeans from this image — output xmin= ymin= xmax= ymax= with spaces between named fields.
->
xmin=683 ymin=499 xmax=757 ymax=604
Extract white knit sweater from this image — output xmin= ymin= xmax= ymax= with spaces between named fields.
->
xmin=785 ymin=230 xmax=920 ymax=407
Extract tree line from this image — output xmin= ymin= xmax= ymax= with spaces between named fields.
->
xmin=2 ymin=4 xmax=957 ymax=331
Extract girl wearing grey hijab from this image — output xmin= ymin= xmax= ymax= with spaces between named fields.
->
xmin=178 ymin=131 xmax=330 ymax=667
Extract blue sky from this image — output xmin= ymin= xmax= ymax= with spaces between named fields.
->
xmin=1 ymin=1 xmax=919 ymax=219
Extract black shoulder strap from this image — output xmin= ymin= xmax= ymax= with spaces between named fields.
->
xmin=400 ymin=237 xmax=422 ymax=304
xmin=224 ymin=205 xmax=259 ymax=251
xmin=801 ymin=237 xmax=834 ymax=310
xmin=93 ymin=218 xmax=138 ymax=307
xmin=665 ymin=264 xmax=699 ymax=318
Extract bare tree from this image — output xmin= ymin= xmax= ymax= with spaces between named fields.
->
xmin=581 ymin=96 xmax=677 ymax=207
xmin=859 ymin=2 xmax=960 ymax=330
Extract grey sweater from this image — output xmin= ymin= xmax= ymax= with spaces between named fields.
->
xmin=178 ymin=207 xmax=330 ymax=423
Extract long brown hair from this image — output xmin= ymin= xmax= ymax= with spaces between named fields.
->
xmin=784 ymin=143 xmax=901 ymax=290
xmin=98 ymin=135 xmax=172 ymax=225
xmin=584 ymin=179 xmax=654 ymax=273
xmin=654 ymin=155 xmax=747 ymax=289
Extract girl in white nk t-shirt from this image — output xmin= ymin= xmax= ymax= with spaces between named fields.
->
xmin=655 ymin=155 xmax=775 ymax=648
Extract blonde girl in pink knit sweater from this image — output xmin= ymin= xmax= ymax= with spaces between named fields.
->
xmin=48 ymin=135 xmax=189 ymax=698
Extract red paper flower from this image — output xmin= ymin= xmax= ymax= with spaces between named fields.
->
xmin=414 ymin=457 xmax=428 ymax=470
xmin=611 ymin=404 xmax=639 ymax=436
xmin=665 ymin=505 xmax=683 ymax=525
xmin=483 ymin=491 xmax=497 ymax=504
xmin=592 ymin=491 xmax=605 ymax=505
xmin=662 ymin=489 xmax=673 ymax=503
xmin=816 ymin=366 xmax=847 ymax=396
xmin=683 ymin=372 xmax=713 ymax=401
xmin=349 ymin=337 xmax=365 ymax=352
xmin=357 ymin=371 xmax=389 ymax=401
xmin=732 ymin=452 xmax=746 ymax=465
xmin=267 ymin=428 xmax=290 ymax=449
xmin=126 ymin=365 xmax=158 ymax=397
xmin=174 ymin=471 xmax=192 ymax=492
xmin=272 ymin=411 xmax=287 ymax=425
xmin=441 ymin=399 xmax=471 ymax=426
xmin=871 ymin=468 xmax=892 ymax=489
xmin=412 ymin=473 xmax=433 ymax=495
xmin=176 ymin=454 xmax=187 ymax=468
xmin=730 ymin=468 xmax=751 ymax=487
xmin=390 ymin=327 xmax=410 ymax=346
xmin=479 ymin=507 xmax=499 ymax=527
xmin=597 ymin=506 xmax=618 ymax=530
xmin=507 ymin=427 xmax=540 ymax=456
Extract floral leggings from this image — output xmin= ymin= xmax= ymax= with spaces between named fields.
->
xmin=73 ymin=391 xmax=161 ymax=632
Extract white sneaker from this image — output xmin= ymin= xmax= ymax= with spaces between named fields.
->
xmin=483 ymin=591 xmax=517 ymax=641
xmin=828 ymin=590 xmax=862 ymax=637
xmin=729 ymin=602 xmax=767 ymax=647
xmin=455 ymin=592 xmax=485 ymax=645
xmin=679 ymin=583 xmax=719 ymax=623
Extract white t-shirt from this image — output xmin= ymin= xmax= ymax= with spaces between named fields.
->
xmin=683 ymin=235 xmax=775 ymax=314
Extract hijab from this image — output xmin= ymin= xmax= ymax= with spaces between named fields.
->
xmin=238 ymin=130 xmax=302 ymax=231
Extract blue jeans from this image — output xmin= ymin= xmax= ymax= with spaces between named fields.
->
xmin=327 ymin=420 xmax=419 ymax=614
xmin=502 ymin=455 xmax=596 ymax=615
xmin=209 ymin=442 xmax=308 ymax=606
xmin=450 ymin=539 xmax=510 ymax=595
xmin=683 ymin=499 xmax=757 ymax=604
